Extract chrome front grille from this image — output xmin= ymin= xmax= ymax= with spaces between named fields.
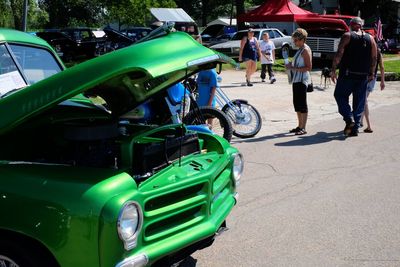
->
xmin=306 ymin=38 xmax=335 ymax=52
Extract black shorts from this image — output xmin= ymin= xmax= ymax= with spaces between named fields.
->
xmin=292 ymin=82 xmax=308 ymax=113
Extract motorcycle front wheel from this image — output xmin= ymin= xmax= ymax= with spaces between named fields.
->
xmin=222 ymin=100 xmax=262 ymax=138
xmin=183 ymin=106 xmax=233 ymax=142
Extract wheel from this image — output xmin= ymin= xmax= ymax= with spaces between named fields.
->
xmin=183 ymin=106 xmax=233 ymax=142
xmin=222 ymin=100 xmax=262 ymax=138
xmin=0 ymin=236 xmax=59 ymax=267
xmin=0 ymin=243 xmax=38 ymax=267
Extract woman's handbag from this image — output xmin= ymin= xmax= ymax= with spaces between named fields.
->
xmin=307 ymin=75 xmax=314 ymax=92
xmin=307 ymin=83 xmax=314 ymax=92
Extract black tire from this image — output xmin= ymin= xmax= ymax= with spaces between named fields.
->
xmin=222 ymin=100 xmax=262 ymax=138
xmin=0 ymin=234 xmax=59 ymax=267
xmin=0 ymin=243 xmax=40 ymax=267
xmin=183 ymin=106 xmax=233 ymax=142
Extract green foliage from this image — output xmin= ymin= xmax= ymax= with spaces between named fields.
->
xmin=0 ymin=0 xmax=13 ymax=28
xmin=38 ymin=0 xmax=106 ymax=28
xmin=172 ymin=0 xmax=260 ymax=27
xmin=0 ymin=0 xmax=48 ymax=30
xmin=103 ymin=0 xmax=176 ymax=29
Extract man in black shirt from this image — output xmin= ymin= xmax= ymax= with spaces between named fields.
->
xmin=330 ymin=17 xmax=377 ymax=137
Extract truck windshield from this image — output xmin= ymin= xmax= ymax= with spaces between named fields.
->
xmin=0 ymin=44 xmax=26 ymax=97
xmin=0 ymin=44 xmax=62 ymax=98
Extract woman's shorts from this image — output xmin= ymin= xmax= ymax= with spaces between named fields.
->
xmin=243 ymin=57 xmax=257 ymax=62
xmin=292 ymin=82 xmax=308 ymax=113
xmin=366 ymin=78 xmax=377 ymax=93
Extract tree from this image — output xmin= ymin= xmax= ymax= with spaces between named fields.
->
xmin=0 ymin=0 xmax=12 ymax=28
xmin=103 ymin=0 xmax=176 ymax=29
xmin=39 ymin=0 xmax=106 ymax=28
xmin=0 ymin=0 xmax=48 ymax=30
xmin=236 ymin=0 xmax=245 ymax=30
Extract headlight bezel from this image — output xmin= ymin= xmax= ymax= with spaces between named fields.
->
xmin=232 ymin=153 xmax=244 ymax=186
xmin=117 ymin=201 xmax=143 ymax=251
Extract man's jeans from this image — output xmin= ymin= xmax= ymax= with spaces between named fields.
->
xmin=334 ymin=77 xmax=368 ymax=129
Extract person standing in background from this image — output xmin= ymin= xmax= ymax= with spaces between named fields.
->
xmin=259 ymin=32 xmax=276 ymax=84
xmin=196 ymin=68 xmax=217 ymax=107
xmin=330 ymin=17 xmax=377 ymax=137
xmin=239 ymin=28 xmax=261 ymax=87
xmin=285 ymin=28 xmax=312 ymax=136
xmin=362 ymin=39 xmax=385 ymax=133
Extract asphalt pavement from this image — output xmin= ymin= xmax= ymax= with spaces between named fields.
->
xmin=182 ymin=69 xmax=400 ymax=267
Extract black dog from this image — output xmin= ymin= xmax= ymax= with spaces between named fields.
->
xmin=320 ymin=67 xmax=331 ymax=88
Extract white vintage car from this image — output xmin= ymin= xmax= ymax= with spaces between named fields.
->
xmin=210 ymin=28 xmax=295 ymax=60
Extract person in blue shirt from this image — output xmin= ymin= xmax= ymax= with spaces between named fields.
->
xmin=196 ymin=68 xmax=218 ymax=107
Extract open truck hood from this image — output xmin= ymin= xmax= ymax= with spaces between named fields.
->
xmin=296 ymin=17 xmax=349 ymax=32
xmin=0 ymin=31 xmax=234 ymax=135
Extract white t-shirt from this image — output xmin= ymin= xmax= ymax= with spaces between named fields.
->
xmin=259 ymin=40 xmax=275 ymax=64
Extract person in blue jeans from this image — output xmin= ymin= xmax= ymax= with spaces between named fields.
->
xmin=330 ymin=17 xmax=377 ymax=137
xmin=196 ymin=68 xmax=217 ymax=107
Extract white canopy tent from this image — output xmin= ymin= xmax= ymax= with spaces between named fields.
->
xmin=150 ymin=8 xmax=194 ymax=23
xmin=206 ymin=18 xmax=237 ymax=27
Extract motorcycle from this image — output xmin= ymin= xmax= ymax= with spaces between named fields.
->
xmin=165 ymin=82 xmax=233 ymax=142
xmin=189 ymin=76 xmax=262 ymax=138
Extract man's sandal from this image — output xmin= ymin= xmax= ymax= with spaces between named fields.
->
xmin=364 ymin=128 xmax=373 ymax=133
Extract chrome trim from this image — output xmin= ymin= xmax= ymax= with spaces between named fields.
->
xmin=233 ymin=192 xmax=239 ymax=204
xmin=115 ymin=253 xmax=149 ymax=267
xmin=0 ymin=255 xmax=20 ymax=267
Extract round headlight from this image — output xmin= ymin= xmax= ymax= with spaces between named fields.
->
xmin=232 ymin=153 xmax=244 ymax=186
xmin=117 ymin=201 xmax=142 ymax=250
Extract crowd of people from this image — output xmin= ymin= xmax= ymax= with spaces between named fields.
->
xmin=235 ymin=17 xmax=385 ymax=138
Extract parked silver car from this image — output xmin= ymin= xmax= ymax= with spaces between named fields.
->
xmin=210 ymin=28 xmax=294 ymax=60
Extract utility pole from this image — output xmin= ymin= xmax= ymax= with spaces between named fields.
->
xmin=22 ymin=0 xmax=28 ymax=31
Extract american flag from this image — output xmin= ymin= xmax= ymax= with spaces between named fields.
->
xmin=375 ymin=17 xmax=383 ymax=41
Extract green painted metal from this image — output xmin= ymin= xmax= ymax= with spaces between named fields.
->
xmin=0 ymin=30 xmax=234 ymax=136
xmin=0 ymin=28 xmax=52 ymax=48
xmin=0 ymin=28 xmax=240 ymax=267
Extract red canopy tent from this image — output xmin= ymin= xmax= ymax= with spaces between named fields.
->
xmin=238 ymin=0 xmax=318 ymax=23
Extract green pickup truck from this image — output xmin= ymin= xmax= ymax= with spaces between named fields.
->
xmin=0 ymin=28 xmax=243 ymax=267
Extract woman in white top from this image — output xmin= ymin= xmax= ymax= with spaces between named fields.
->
xmin=285 ymin=28 xmax=312 ymax=135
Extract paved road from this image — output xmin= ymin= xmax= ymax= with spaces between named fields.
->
xmin=182 ymin=70 xmax=400 ymax=267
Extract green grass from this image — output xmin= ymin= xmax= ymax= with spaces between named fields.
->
xmin=382 ymin=53 xmax=399 ymax=59
xmin=222 ymin=56 xmax=400 ymax=74
xmin=383 ymin=57 xmax=400 ymax=74
xmin=222 ymin=58 xmax=286 ymax=72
